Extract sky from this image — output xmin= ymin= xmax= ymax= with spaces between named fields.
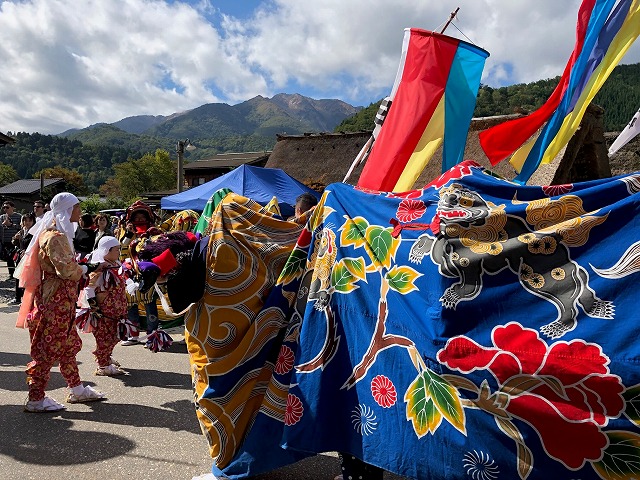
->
xmin=0 ymin=0 xmax=638 ymax=135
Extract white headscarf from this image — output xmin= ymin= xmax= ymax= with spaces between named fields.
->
xmin=89 ymin=236 xmax=120 ymax=263
xmin=26 ymin=192 xmax=79 ymax=253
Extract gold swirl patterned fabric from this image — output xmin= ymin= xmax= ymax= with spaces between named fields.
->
xmin=159 ymin=209 xmax=200 ymax=232
xmin=184 ymin=193 xmax=308 ymax=472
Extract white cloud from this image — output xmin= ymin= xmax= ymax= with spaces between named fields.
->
xmin=0 ymin=0 xmax=638 ymax=134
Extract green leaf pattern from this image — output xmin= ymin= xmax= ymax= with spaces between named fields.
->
xmin=405 ymin=369 xmax=466 ymax=438
xmin=386 ymin=265 xmax=422 ymax=294
xmin=277 ymin=247 xmax=308 ymax=285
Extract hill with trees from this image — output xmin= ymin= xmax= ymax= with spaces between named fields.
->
xmin=0 ymin=132 xmax=134 ymax=193
xmin=59 ymin=93 xmax=359 ymax=158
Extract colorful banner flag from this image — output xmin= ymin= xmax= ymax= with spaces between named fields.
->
xmin=479 ymin=0 xmax=640 ymax=183
xmin=609 ymin=106 xmax=640 ymax=155
xmin=357 ymin=28 xmax=489 ymax=192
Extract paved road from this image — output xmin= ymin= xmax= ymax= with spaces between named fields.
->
xmin=0 ymin=301 xmax=346 ymax=480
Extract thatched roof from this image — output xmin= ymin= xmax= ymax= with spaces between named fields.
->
xmin=265 ymin=131 xmax=371 ymax=189
xmin=0 ymin=132 xmax=15 ymax=146
xmin=266 ymin=107 xmax=636 ymax=190
xmin=607 ymin=132 xmax=640 ymax=175
xmin=265 ymin=118 xmax=557 ymax=189
xmin=184 ymin=152 xmax=270 ymax=172
xmin=0 ymin=178 xmax=64 ymax=195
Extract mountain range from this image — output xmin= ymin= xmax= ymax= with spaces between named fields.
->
xmin=59 ymin=93 xmax=360 ymax=157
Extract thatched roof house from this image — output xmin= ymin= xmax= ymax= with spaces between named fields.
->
xmin=0 ymin=131 xmax=15 ymax=146
xmin=265 ymin=131 xmax=371 ymax=190
xmin=266 ymin=105 xmax=625 ymax=190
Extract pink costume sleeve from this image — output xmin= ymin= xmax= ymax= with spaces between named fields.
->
xmin=15 ymin=238 xmax=43 ymax=328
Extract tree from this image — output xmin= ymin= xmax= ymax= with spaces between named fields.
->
xmin=0 ymin=163 xmax=19 ymax=187
xmin=80 ymin=194 xmax=127 ymax=214
xmin=108 ymin=149 xmax=176 ymax=201
xmin=34 ymin=166 xmax=88 ymax=195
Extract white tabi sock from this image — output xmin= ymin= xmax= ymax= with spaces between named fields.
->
xmin=71 ymin=384 xmax=85 ymax=396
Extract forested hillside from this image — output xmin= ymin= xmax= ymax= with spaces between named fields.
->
xmin=0 ymin=132 xmax=135 ymax=192
xmin=335 ymin=63 xmax=640 ymax=133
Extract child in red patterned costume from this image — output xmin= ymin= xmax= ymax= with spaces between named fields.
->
xmin=80 ymin=236 xmax=128 ymax=376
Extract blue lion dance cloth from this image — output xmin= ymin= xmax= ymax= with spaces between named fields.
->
xmin=195 ymin=162 xmax=640 ymax=480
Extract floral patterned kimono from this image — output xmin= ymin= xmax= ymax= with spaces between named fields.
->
xmin=26 ymin=230 xmax=84 ymax=401
xmin=88 ymin=264 xmax=127 ymax=367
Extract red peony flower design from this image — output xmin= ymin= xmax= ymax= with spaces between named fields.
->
xmin=284 ymin=394 xmax=304 ymax=426
xmin=396 ymin=199 xmax=427 ymax=223
xmin=424 ymin=160 xmax=480 ymax=189
xmin=275 ymin=345 xmax=295 ymax=375
xmin=542 ymin=184 xmax=573 ymax=196
xmin=437 ymin=322 xmax=625 ymax=470
xmin=371 ymin=375 xmax=397 ymax=408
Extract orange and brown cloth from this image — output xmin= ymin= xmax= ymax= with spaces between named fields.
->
xmin=184 ymin=193 xmax=309 ymax=471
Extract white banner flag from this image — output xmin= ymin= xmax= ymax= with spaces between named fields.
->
xmin=609 ymin=107 xmax=640 ymax=156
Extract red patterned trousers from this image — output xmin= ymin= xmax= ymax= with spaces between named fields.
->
xmin=26 ymin=280 xmax=82 ymax=401
xmin=92 ymin=318 xmax=120 ymax=367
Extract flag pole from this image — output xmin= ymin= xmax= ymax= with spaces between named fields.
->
xmin=343 ymin=136 xmax=374 ymax=183
xmin=440 ymin=7 xmax=460 ymax=34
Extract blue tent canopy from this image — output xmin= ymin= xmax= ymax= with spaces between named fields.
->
xmin=161 ymin=165 xmax=320 ymax=217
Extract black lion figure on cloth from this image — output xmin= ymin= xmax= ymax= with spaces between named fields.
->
xmin=409 ymin=183 xmax=614 ymax=339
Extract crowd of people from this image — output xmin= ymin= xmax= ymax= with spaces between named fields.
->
xmin=0 ymin=194 xmax=173 ymax=412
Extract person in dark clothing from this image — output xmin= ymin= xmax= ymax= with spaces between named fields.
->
xmin=1 ymin=201 xmax=23 ymax=278
xmin=9 ymin=212 xmax=36 ymax=304
xmin=74 ymin=213 xmax=96 ymax=259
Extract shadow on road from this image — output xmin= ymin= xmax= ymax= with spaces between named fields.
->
xmin=0 ymin=404 xmax=137 ymax=465
xmin=0 ymin=350 xmax=32 ymax=367
xmin=60 ymin=398 xmax=202 ymax=434
xmin=116 ymin=367 xmax=193 ymax=390
xmin=0 ymin=368 xmax=69 ymax=392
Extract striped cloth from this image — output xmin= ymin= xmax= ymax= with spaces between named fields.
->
xmin=184 ymin=193 xmax=310 ymax=477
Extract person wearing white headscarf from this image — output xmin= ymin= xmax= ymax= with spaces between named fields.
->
xmin=19 ymin=192 xmax=107 ymax=413
xmin=80 ymin=236 xmax=128 ymax=376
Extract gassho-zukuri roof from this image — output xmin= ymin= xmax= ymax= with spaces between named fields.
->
xmin=0 ymin=132 xmax=15 ymax=146
xmin=265 ymin=109 xmax=617 ymax=189
xmin=185 ymin=151 xmax=270 ymax=171
xmin=0 ymin=178 xmax=65 ymax=195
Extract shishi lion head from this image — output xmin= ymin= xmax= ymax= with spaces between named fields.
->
xmin=437 ymin=184 xmax=490 ymax=226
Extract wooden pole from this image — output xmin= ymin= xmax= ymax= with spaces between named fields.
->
xmin=440 ymin=7 xmax=460 ymax=34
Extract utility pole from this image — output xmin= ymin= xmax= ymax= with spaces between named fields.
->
xmin=176 ymin=139 xmax=195 ymax=193
xmin=176 ymin=140 xmax=185 ymax=193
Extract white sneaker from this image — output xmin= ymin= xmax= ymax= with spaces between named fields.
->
xmin=191 ymin=474 xmax=228 ymax=480
xmin=120 ymin=338 xmax=140 ymax=346
xmin=24 ymin=396 xmax=66 ymax=413
xmin=66 ymin=385 xmax=107 ymax=404
xmin=95 ymin=364 xmax=125 ymax=376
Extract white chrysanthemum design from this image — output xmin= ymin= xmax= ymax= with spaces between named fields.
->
xmin=351 ymin=404 xmax=377 ymax=436
xmin=462 ymin=450 xmax=499 ymax=480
